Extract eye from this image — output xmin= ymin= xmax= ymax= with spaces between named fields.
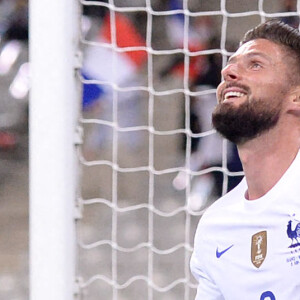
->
xmin=250 ymin=61 xmax=262 ymax=70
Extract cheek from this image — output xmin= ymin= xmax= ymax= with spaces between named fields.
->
xmin=265 ymin=81 xmax=289 ymax=98
xmin=250 ymin=81 xmax=287 ymax=107
xmin=250 ymin=80 xmax=281 ymax=98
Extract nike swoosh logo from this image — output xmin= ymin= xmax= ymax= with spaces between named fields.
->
xmin=216 ymin=244 xmax=234 ymax=258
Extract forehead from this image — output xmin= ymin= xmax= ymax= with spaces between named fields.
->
xmin=229 ymin=38 xmax=285 ymax=63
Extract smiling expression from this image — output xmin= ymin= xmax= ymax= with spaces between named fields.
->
xmin=212 ymin=38 xmax=293 ymax=144
xmin=217 ymin=38 xmax=291 ymax=107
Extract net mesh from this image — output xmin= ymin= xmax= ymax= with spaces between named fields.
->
xmin=76 ymin=0 xmax=299 ymax=299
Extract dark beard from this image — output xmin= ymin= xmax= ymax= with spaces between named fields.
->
xmin=212 ymin=99 xmax=281 ymax=145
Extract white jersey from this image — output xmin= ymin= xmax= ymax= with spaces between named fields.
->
xmin=190 ymin=150 xmax=300 ymax=300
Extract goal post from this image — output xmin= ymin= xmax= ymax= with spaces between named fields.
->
xmin=28 ymin=0 xmax=300 ymax=299
xmin=29 ymin=0 xmax=81 ymax=299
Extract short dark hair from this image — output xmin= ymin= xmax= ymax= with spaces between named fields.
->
xmin=240 ymin=20 xmax=300 ymax=85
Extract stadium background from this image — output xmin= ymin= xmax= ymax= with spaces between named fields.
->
xmin=0 ymin=0 xmax=295 ymax=299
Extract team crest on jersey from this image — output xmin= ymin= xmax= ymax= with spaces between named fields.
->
xmin=286 ymin=215 xmax=300 ymax=267
xmin=287 ymin=218 xmax=300 ymax=248
xmin=251 ymin=231 xmax=267 ymax=268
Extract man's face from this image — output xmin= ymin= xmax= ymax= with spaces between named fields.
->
xmin=212 ymin=38 xmax=292 ymax=145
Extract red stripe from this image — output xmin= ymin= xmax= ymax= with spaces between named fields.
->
xmin=101 ymin=13 xmax=147 ymax=67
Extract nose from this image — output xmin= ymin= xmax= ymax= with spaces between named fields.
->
xmin=221 ymin=63 xmax=240 ymax=81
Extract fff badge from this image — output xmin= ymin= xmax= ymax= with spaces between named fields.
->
xmin=251 ymin=231 xmax=267 ymax=268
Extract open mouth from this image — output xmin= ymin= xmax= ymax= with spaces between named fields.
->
xmin=223 ymin=91 xmax=246 ymax=102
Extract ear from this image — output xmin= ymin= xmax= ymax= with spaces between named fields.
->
xmin=286 ymin=86 xmax=300 ymax=116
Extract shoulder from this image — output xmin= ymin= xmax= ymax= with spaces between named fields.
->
xmin=200 ymin=177 xmax=247 ymax=224
xmin=192 ymin=178 xmax=246 ymax=270
xmin=193 ymin=177 xmax=247 ymax=244
xmin=193 ymin=178 xmax=247 ymax=258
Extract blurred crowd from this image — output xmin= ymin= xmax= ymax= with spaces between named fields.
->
xmin=0 ymin=0 xmax=28 ymax=151
xmin=81 ymin=0 xmax=300 ymax=211
xmin=82 ymin=0 xmax=242 ymax=211
xmin=0 ymin=0 xmax=299 ymax=210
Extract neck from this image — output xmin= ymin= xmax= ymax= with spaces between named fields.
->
xmin=237 ymin=123 xmax=300 ymax=200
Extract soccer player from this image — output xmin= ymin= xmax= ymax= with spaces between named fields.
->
xmin=190 ymin=20 xmax=300 ymax=300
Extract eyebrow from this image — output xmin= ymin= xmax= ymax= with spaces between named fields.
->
xmin=227 ymin=51 xmax=273 ymax=64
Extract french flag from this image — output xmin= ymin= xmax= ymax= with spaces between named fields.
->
xmin=82 ymin=12 xmax=147 ymax=109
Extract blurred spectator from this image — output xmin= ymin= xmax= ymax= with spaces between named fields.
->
xmin=0 ymin=0 xmax=27 ymax=76
xmin=173 ymin=48 xmax=243 ymax=211
xmin=162 ymin=7 xmax=243 ymax=210
xmin=0 ymin=0 xmax=29 ymax=100
xmin=0 ymin=0 xmax=28 ymax=151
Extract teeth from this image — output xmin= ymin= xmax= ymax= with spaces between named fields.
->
xmin=224 ymin=91 xmax=245 ymax=100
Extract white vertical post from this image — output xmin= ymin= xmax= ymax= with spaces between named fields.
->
xmin=29 ymin=0 xmax=81 ymax=299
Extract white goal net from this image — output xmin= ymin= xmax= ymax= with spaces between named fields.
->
xmin=74 ymin=0 xmax=299 ymax=299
